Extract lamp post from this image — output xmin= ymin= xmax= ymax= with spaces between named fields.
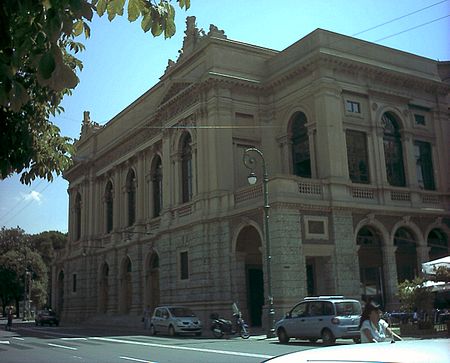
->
xmin=243 ymin=147 xmax=275 ymax=338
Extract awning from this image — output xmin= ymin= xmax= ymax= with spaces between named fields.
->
xmin=422 ymin=255 xmax=450 ymax=275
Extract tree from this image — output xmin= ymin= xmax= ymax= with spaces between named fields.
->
xmin=0 ymin=0 xmax=190 ymax=184
xmin=397 ymin=277 xmax=434 ymax=315
xmin=0 ymin=227 xmax=48 ymax=316
xmin=30 ymin=230 xmax=68 ymax=305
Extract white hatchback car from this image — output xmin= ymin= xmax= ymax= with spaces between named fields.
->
xmin=150 ymin=306 xmax=202 ymax=336
xmin=263 ymin=339 xmax=450 ymax=363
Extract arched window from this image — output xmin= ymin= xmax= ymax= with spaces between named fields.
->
xmin=290 ymin=112 xmax=311 ymax=178
xmin=105 ymin=181 xmax=113 ymax=233
xmin=382 ymin=113 xmax=405 ymax=187
xmin=181 ymin=133 xmax=193 ymax=203
xmin=152 ymin=156 xmax=163 ymax=217
xmin=126 ymin=169 xmax=136 ymax=226
xmin=75 ymin=193 xmax=82 ymax=241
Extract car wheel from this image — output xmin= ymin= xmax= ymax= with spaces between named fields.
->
xmin=321 ymin=329 xmax=336 ymax=345
xmin=168 ymin=325 xmax=176 ymax=337
xmin=195 ymin=332 xmax=202 ymax=337
xmin=150 ymin=325 xmax=157 ymax=336
xmin=309 ymin=338 xmax=318 ymax=343
xmin=277 ymin=328 xmax=290 ymax=344
xmin=55 ymin=322 xmax=59 ymax=327
xmin=353 ymin=337 xmax=361 ymax=344
xmin=35 ymin=322 xmax=38 ymax=326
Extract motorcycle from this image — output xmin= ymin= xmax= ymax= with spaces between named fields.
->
xmin=210 ymin=303 xmax=250 ymax=339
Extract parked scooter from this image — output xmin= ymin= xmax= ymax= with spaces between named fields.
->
xmin=210 ymin=303 xmax=250 ymax=339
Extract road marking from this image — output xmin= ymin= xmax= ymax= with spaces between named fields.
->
xmin=91 ymin=337 xmax=273 ymax=359
xmin=12 ymin=337 xmax=24 ymax=341
xmin=61 ymin=337 xmax=88 ymax=341
xmin=119 ymin=356 xmax=157 ymax=363
xmin=48 ymin=343 xmax=78 ymax=350
xmin=0 ymin=341 xmax=10 ymax=344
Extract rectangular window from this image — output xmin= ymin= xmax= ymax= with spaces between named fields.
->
xmin=180 ymin=251 xmax=189 ymax=280
xmin=346 ymin=130 xmax=370 ymax=184
xmin=345 ymin=100 xmax=360 ymax=113
xmin=414 ymin=141 xmax=435 ymax=190
xmin=414 ymin=114 xmax=426 ymax=126
xmin=72 ymin=274 xmax=77 ymax=293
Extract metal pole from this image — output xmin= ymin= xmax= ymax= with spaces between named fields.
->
xmin=243 ymin=147 xmax=275 ymax=339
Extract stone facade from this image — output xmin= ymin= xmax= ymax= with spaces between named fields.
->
xmin=53 ymin=18 xmax=450 ymax=328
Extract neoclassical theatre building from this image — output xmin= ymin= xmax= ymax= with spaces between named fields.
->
xmin=53 ymin=18 xmax=450 ymax=327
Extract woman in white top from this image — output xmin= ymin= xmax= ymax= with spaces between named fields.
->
xmin=359 ymin=302 xmax=402 ymax=343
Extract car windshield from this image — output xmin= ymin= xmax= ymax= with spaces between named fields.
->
xmin=334 ymin=302 xmax=361 ymax=316
xmin=169 ymin=307 xmax=196 ymax=317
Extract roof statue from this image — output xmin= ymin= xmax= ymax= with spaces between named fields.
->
xmin=163 ymin=17 xmax=227 ymax=75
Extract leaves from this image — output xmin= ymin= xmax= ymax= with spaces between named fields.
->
xmin=0 ymin=0 xmax=190 ymax=183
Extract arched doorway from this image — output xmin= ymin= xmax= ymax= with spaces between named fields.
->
xmin=428 ymin=229 xmax=449 ymax=261
xmin=394 ymin=227 xmax=418 ymax=282
xmin=57 ymin=271 xmax=64 ymax=315
xmin=145 ymin=253 xmax=160 ymax=313
xmin=357 ymin=226 xmax=385 ymax=306
xmin=98 ymin=262 xmax=109 ymax=313
xmin=119 ymin=257 xmax=132 ymax=314
xmin=235 ymin=226 xmax=263 ymax=327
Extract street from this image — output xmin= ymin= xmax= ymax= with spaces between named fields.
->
xmin=0 ymin=324 xmax=328 ymax=363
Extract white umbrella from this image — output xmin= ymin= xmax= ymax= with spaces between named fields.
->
xmin=421 ymin=255 xmax=450 ymax=275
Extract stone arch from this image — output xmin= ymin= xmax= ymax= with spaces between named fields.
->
xmin=281 ymin=104 xmax=314 ymax=132
xmin=144 ymin=251 xmax=160 ymax=313
xmin=98 ymin=262 xmax=109 ymax=313
xmin=354 ymin=217 xmax=390 ymax=246
xmin=233 ymin=224 xmax=264 ymax=327
xmin=375 ymin=106 xmax=407 ymax=130
xmin=119 ymin=256 xmax=132 ymax=314
xmin=231 ymin=220 xmax=264 ymax=254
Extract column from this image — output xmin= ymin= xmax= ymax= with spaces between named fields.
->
xmin=382 ymin=245 xmax=399 ymax=309
xmin=137 ymin=152 xmax=146 ymax=224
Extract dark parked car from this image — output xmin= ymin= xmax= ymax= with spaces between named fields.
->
xmin=35 ymin=310 xmax=59 ymax=326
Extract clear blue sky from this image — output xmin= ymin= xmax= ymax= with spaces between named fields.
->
xmin=0 ymin=0 xmax=449 ymax=235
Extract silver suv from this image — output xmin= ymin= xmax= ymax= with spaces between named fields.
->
xmin=275 ymin=296 xmax=361 ymax=345
xmin=150 ymin=306 xmax=202 ymax=336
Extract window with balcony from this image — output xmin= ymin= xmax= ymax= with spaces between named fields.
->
xmin=105 ymin=181 xmax=113 ymax=233
xmin=382 ymin=113 xmax=406 ymax=187
xmin=152 ymin=156 xmax=163 ymax=217
xmin=290 ymin=112 xmax=311 ymax=178
xmin=346 ymin=130 xmax=370 ymax=184
xmin=181 ymin=133 xmax=193 ymax=203
xmin=414 ymin=141 xmax=435 ymax=190
xmin=126 ymin=169 xmax=136 ymax=226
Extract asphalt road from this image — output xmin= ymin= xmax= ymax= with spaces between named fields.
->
xmin=0 ymin=324 xmax=334 ymax=363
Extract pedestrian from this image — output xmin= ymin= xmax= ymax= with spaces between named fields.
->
xmin=143 ymin=305 xmax=151 ymax=330
xmin=359 ymin=302 xmax=402 ymax=343
xmin=6 ymin=307 xmax=13 ymax=331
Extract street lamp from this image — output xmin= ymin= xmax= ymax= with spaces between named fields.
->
xmin=243 ymin=147 xmax=275 ymax=339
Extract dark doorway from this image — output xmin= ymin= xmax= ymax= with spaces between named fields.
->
xmin=247 ymin=267 xmax=264 ymax=326
xmin=306 ymin=262 xmax=315 ymax=296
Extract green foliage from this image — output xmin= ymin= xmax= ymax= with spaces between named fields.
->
xmin=434 ymin=266 xmax=450 ymax=283
xmin=0 ymin=227 xmax=49 ymax=311
xmin=0 ymin=0 xmax=190 ymax=184
xmin=397 ymin=277 xmax=434 ymax=313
